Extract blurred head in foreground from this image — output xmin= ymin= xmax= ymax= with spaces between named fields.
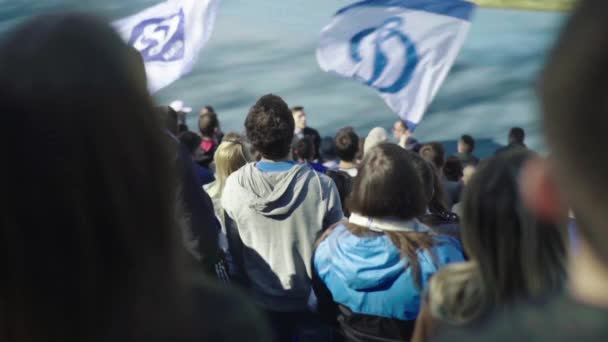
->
xmin=0 ymin=13 xmax=193 ymax=340
xmin=535 ymin=0 xmax=608 ymax=287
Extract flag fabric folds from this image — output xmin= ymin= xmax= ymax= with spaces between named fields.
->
xmin=317 ymin=0 xmax=476 ymax=129
xmin=114 ymin=0 xmax=219 ymax=93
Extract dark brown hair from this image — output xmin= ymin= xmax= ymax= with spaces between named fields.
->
xmin=443 ymin=156 xmax=464 ymax=182
xmin=292 ymin=136 xmax=315 ymax=162
xmin=157 ymin=105 xmax=179 ymax=135
xmin=179 ymin=131 xmax=202 ymax=155
xmin=199 ymin=112 xmax=219 ymax=138
xmin=245 ymin=94 xmax=295 ymax=160
xmin=335 ymin=127 xmax=359 ymax=162
xmin=540 ymin=0 xmax=608 ymax=266
xmin=339 ymin=144 xmax=436 ymax=287
xmin=460 ymin=134 xmax=475 ymax=153
xmin=0 ymin=13 xmax=194 ymax=341
xmin=420 ymin=142 xmax=446 ymax=170
xmin=461 ymin=150 xmax=566 ymax=311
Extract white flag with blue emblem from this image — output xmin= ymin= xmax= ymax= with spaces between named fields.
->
xmin=317 ymin=0 xmax=475 ymax=128
xmin=113 ymin=0 xmax=219 ymax=93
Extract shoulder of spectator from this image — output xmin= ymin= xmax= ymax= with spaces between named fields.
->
xmin=426 ymin=262 xmax=483 ymax=325
xmin=190 ymin=274 xmax=272 ymax=341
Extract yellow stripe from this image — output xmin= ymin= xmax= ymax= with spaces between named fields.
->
xmin=469 ymin=0 xmax=575 ymax=12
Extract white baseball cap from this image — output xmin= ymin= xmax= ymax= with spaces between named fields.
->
xmin=169 ymin=100 xmax=192 ymax=113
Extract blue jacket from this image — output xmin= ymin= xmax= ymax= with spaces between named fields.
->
xmin=314 ymin=224 xmax=464 ymax=321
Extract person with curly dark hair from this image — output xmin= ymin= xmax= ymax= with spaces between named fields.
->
xmin=222 ymin=94 xmax=344 ymax=341
xmin=335 ymin=127 xmax=360 ymax=177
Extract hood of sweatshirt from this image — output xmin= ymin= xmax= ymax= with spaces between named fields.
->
xmin=326 ymin=226 xmax=405 ymax=291
xmin=233 ymin=163 xmax=322 ymax=218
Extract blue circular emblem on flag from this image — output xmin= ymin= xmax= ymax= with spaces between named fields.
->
xmin=350 ymin=17 xmax=418 ymax=94
xmin=128 ymin=9 xmax=186 ymax=62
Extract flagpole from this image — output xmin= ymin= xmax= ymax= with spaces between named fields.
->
xmin=469 ymin=0 xmax=574 ymax=12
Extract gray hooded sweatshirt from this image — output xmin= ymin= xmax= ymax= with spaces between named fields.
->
xmin=222 ymin=162 xmax=343 ymax=311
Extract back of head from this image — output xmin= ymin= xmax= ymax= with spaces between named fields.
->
xmin=292 ymin=136 xmax=315 ymax=162
xmin=443 ymin=156 xmax=464 ymax=182
xmin=541 ymin=0 xmax=608 ymax=266
xmin=320 ymin=136 xmax=337 ymax=161
xmin=199 ymin=112 xmax=219 ymax=138
xmin=363 ymin=127 xmax=388 ymax=155
xmin=0 ymin=13 xmax=186 ymax=340
xmin=346 ymin=144 xmax=436 ymax=288
xmin=209 ymin=135 xmax=251 ymax=197
xmin=335 ymin=127 xmax=360 ymax=162
xmin=461 ymin=150 xmax=566 ymax=308
xmin=179 ymin=131 xmax=202 ymax=155
xmin=245 ymin=94 xmax=294 ymax=160
xmin=348 ymin=143 xmax=426 ymax=219
xmin=460 ymin=134 xmax=475 ymax=153
xmin=420 ymin=142 xmax=446 ymax=170
xmin=508 ymin=127 xmax=525 ymax=144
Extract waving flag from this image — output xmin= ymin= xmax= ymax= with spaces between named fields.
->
xmin=317 ymin=0 xmax=475 ymax=129
xmin=114 ymin=0 xmax=219 ymax=93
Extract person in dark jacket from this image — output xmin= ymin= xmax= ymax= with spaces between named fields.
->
xmin=455 ymin=134 xmax=479 ymax=167
xmin=157 ymin=106 xmax=225 ymax=278
xmin=179 ymin=131 xmax=215 ymax=186
xmin=292 ymin=105 xmax=322 ymax=160
xmin=495 ymin=127 xmax=527 ymax=155
xmin=313 ymin=144 xmax=464 ymax=342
